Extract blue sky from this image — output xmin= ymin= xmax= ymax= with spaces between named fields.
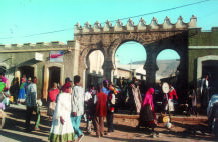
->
xmin=0 ymin=0 xmax=217 ymax=63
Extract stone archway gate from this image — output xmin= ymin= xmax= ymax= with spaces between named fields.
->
xmin=74 ymin=16 xmax=197 ymax=87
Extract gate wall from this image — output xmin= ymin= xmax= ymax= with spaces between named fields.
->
xmin=74 ymin=16 xmax=196 ymax=89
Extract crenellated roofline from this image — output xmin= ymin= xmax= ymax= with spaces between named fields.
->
xmin=74 ymin=15 xmax=197 ymax=34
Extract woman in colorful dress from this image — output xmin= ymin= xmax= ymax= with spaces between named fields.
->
xmin=49 ymin=82 xmax=75 ymax=142
xmin=138 ymin=88 xmax=159 ymax=137
xmin=17 ymin=77 xmax=27 ymax=104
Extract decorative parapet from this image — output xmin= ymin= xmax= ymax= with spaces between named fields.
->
xmin=74 ymin=15 xmax=198 ymax=35
xmin=126 ymin=19 xmax=135 ymax=31
xmin=163 ymin=16 xmax=173 ymax=29
xmin=0 ymin=40 xmax=75 ymax=52
xmin=83 ymin=22 xmax=92 ymax=33
xmin=74 ymin=22 xmax=82 ymax=34
xmin=137 ymin=18 xmax=146 ymax=31
xmin=188 ymin=15 xmax=197 ymax=28
xmin=149 ymin=17 xmax=159 ymax=30
xmin=94 ymin=21 xmax=102 ymax=33
xmin=114 ymin=19 xmax=123 ymax=32
xmin=175 ymin=16 xmax=186 ymax=29
xmin=103 ymin=20 xmax=112 ymax=32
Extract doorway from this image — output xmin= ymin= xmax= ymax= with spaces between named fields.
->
xmin=48 ymin=66 xmax=61 ymax=89
xmin=202 ymin=60 xmax=218 ymax=93
xmin=43 ymin=64 xmax=64 ymax=101
xmin=19 ymin=66 xmax=34 ymax=79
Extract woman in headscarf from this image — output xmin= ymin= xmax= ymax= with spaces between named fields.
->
xmin=17 ymin=77 xmax=27 ymax=104
xmin=138 ymin=88 xmax=159 ymax=137
xmin=48 ymin=82 xmax=75 ymax=142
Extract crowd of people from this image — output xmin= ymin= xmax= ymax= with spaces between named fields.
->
xmin=115 ymin=77 xmax=179 ymax=115
xmin=1 ymin=71 xmax=214 ymax=141
xmin=48 ymin=76 xmax=119 ymax=141
xmin=46 ymin=75 xmax=181 ymax=141
xmin=0 ymin=72 xmax=179 ymax=141
xmin=0 ymin=73 xmax=41 ymax=132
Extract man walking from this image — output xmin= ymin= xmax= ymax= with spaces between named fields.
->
xmin=71 ymin=75 xmax=85 ymax=141
xmin=25 ymin=77 xmax=40 ymax=132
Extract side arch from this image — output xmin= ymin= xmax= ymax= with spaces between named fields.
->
xmin=80 ymin=44 xmax=106 ymax=88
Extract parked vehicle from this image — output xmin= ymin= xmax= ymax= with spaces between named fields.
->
xmin=207 ymin=94 xmax=218 ymax=136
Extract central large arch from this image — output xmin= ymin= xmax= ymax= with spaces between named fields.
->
xmin=114 ymin=41 xmax=147 ymax=81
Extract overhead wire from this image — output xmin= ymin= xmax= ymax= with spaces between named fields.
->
xmin=0 ymin=0 xmax=212 ymax=40
xmin=108 ymin=0 xmax=211 ymax=23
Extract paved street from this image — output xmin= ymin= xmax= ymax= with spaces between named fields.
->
xmin=0 ymin=104 xmax=218 ymax=142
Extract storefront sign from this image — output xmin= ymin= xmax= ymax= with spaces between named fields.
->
xmin=50 ymin=51 xmax=64 ymax=62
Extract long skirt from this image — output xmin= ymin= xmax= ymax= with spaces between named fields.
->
xmin=139 ymin=105 xmax=156 ymax=128
xmin=49 ymin=118 xmax=75 ymax=142
xmin=17 ymin=88 xmax=26 ymax=103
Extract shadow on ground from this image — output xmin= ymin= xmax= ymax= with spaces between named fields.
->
xmin=1 ymin=106 xmax=50 ymax=141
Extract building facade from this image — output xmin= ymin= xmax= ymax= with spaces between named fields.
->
xmin=0 ymin=41 xmax=78 ymax=101
xmin=1 ymin=16 xmax=218 ymax=102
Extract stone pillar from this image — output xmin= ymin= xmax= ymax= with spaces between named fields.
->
xmin=70 ymin=40 xmax=80 ymax=77
xmin=144 ymin=50 xmax=158 ymax=85
xmin=102 ymin=59 xmax=114 ymax=82
xmin=78 ymin=56 xmax=87 ymax=88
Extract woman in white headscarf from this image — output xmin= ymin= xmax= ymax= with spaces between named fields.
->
xmin=49 ymin=82 xmax=74 ymax=142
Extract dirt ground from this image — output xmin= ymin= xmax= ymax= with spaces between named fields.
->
xmin=0 ymin=105 xmax=218 ymax=142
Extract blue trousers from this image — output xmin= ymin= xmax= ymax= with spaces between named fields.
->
xmin=71 ymin=115 xmax=83 ymax=138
